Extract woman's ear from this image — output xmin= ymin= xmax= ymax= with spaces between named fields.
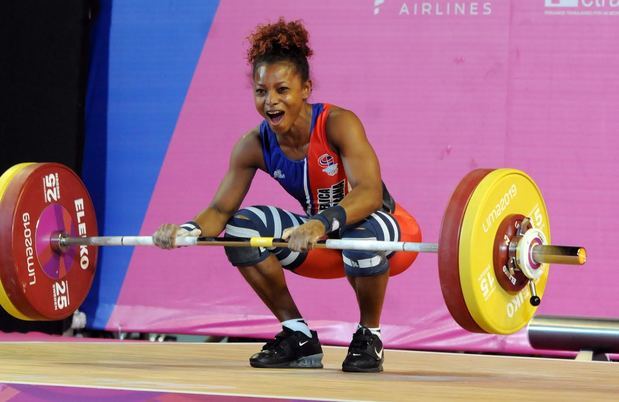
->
xmin=302 ymin=79 xmax=312 ymax=100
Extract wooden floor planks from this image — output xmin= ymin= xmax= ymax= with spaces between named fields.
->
xmin=0 ymin=342 xmax=617 ymax=401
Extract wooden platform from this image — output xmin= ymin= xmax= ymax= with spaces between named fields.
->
xmin=0 ymin=341 xmax=617 ymax=401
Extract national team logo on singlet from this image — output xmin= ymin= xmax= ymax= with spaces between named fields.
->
xmin=318 ymin=153 xmax=338 ymax=176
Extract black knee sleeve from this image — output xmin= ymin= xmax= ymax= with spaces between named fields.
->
xmin=341 ymin=224 xmax=389 ymax=277
xmin=343 ymin=249 xmax=389 ymax=277
xmin=223 ymin=208 xmax=270 ymax=267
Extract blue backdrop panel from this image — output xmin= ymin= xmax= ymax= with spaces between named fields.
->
xmin=81 ymin=0 xmax=219 ymax=329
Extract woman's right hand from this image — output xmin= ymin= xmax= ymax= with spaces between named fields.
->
xmin=153 ymin=224 xmax=181 ymax=249
xmin=153 ymin=224 xmax=201 ymax=249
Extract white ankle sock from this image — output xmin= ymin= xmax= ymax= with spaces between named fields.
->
xmin=282 ymin=318 xmax=312 ymax=338
xmin=358 ymin=323 xmax=381 ymax=339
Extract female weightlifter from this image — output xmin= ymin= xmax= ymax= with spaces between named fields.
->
xmin=154 ymin=18 xmax=421 ymax=373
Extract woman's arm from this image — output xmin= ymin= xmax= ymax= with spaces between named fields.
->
xmin=326 ymin=107 xmax=383 ymax=224
xmin=283 ymin=107 xmax=384 ymax=251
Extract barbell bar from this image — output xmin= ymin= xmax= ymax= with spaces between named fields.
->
xmin=0 ymin=162 xmax=587 ymax=335
xmin=55 ymin=234 xmax=585 ymax=265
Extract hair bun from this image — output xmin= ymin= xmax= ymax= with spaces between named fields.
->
xmin=247 ymin=18 xmax=313 ymax=66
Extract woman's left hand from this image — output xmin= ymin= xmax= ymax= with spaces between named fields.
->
xmin=282 ymin=220 xmax=326 ymax=251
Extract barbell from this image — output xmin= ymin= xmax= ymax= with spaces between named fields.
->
xmin=0 ymin=162 xmax=586 ymax=335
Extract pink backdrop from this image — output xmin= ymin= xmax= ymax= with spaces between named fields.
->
xmin=106 ymin=0 xmax=618 ymax=353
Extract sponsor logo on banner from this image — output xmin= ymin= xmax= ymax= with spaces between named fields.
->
xmin=373 ymin=0 xmax=494 ymax=16
xmin=545 ymin=0 xmax=619 ymax=16
xmin=374 ymin=0 xmax=386 ymax=14
xmin=545 ymin=0 xmax=579 ymax=6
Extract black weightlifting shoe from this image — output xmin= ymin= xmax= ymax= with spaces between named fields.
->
xmin=249 ymin=327 xmax=323 ymax=368
xmin=342 ymin=327 xmax=384 ymax=373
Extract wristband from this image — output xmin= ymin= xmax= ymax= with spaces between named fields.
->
xmin=180 ymin=221 xmax=202 ymax=233
xmin=309 ymin=205 xmax=347 ymax=233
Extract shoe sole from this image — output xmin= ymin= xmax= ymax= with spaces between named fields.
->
xmin=250 ymin=353 xmax=324 ymax=369
xmin=342 ymin=364 xmax=384 ymax=373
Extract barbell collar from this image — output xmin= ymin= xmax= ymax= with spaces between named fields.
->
xmin=528 ymin=280 xmax=541 ymax=306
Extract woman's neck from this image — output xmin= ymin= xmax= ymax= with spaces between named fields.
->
xmin=277 ymin=103 xmax=313 ymax=148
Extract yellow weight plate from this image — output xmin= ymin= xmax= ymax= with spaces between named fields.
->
xmin=0 ymin=163 xmax=35 ymax=320
xmin=459 ymin=169 xmax=550 ymax=334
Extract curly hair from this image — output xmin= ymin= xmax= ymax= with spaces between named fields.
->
xmin=247 ymin=18 xmax=313 ymax=82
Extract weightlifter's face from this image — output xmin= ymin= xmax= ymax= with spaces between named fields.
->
xmin=253 ymin=61 xmax=311 ymax=135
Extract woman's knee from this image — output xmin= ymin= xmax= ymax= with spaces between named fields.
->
xmin=224 ymin=206 xmax=270 ymax=267
xmin=224 ymin=206 xmax=269 ymax=239
xmin=343 ymin=249 xmax=388 ymax=277
xmin=341 ymin=226 xmax=389 ymax=277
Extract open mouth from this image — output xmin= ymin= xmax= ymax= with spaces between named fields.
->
xmin=266 ymin=110 xmax=285 ymax=125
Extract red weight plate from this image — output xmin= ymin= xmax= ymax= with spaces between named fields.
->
xmin=0 ymin=163 xmax=98 ymax=320
xmin=438 ymin=169 xmax=493 ymax=333
xmin=493 ymin=214 xmax=528 ymax=292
